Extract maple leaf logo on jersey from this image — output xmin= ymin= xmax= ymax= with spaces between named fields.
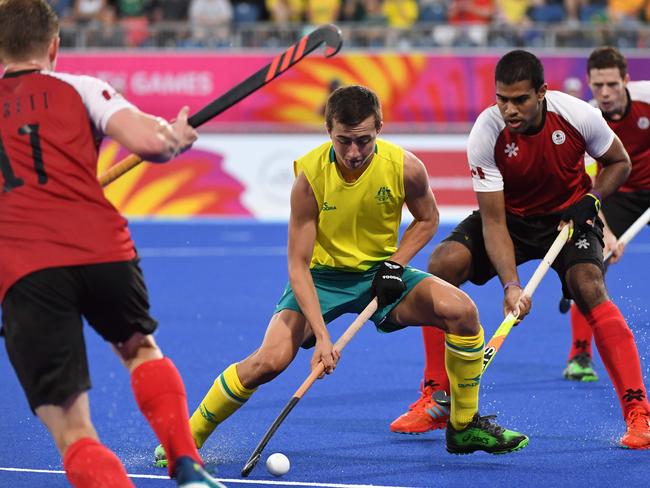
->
xmin=575 ymin=238 xmax=590 ymax=249
xmin=504 ymin=143 xmax=519 ymax=158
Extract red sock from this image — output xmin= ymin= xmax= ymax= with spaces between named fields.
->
xmin=422 ymin=327 xmax=450 ymax=393
xmin=63 ymin=437 xmax=133 ymax=488
xmin=568 ymin=303 xmax=594 ymax=360
xmin=587 ymin=301 xmax=650 ymax=416
xmin=131 ymin=357 xmax=201 ymax=476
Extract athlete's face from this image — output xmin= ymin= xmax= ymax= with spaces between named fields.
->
xmin=588 ymin=67 xmax=629 ymax=120
xmin=329 ymin=115 xmax=382 ymax=171
xmin=496 ymin=80 xmax=547 ymax=134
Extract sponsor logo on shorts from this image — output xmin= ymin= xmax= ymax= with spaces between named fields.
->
xmin=575 ymin=238 xmax=590 ymax=249
xmin=552 ymin=130 xmax=566 ymax=145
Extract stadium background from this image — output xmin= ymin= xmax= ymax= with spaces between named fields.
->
xmin=45 ymin=1 xmax=650 ymax=222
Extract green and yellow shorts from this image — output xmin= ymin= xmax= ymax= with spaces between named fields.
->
xmin=274 ymin=264 xmax=431 ymax=348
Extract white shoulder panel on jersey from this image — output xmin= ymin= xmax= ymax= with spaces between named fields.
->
xmin=627 ymin=80 xmax=650 ymax=105
xmin=467 ymin=105 xmax=505 ymax=192
xmin=546 ymin=90 xmax=614 ymax=159
xmin=44 ymin=71 xmax=134 ymax=134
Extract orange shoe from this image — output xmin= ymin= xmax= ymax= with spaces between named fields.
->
xmin=620 ymin=407 xmax=650 ymax=449
xmin=390 ymin=381 xmax=449 ymax=434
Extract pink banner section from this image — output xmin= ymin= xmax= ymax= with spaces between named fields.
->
xmin=59 ymin=52 xmax=650 ymax=130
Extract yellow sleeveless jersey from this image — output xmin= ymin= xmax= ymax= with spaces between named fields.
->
xmin=294 ymin=138 xmax=405 ymax=271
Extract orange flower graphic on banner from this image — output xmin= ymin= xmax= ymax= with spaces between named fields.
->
xmin=97 ymin=141 xmax=250 ymax=217
xmin=253 ymin=54 xmax=427 ymax=125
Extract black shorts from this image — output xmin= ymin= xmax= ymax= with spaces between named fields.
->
xmin=602 ymin=190 xmax=650 ymax=238
xmin=1 ymin=259 xmax=158 ymax=412
xmin=444 ymin=211 xmax=604 ymax=298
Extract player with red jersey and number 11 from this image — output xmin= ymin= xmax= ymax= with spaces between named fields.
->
xmin=0 ymin=0 xmax=225 ymax=486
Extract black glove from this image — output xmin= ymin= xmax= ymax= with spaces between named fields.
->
xmin=371 ymin=260 xmax=406 ymax=307
xmin=560 ymin=192 xmax=601 ymax=232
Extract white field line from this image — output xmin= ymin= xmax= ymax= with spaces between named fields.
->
xmin=0 ymin=467 xmax=415 ymax=488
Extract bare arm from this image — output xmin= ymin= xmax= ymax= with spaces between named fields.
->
xmin=390 ymin=151 xmax=439 ymax=266
xmin=592 ymin=135 xmax=631 ymax=199
xmin=287 ymin=172 xmax=338 ymax=373
xmin=476 ymin=191 xmax=531 ymax=317
xmin=105 ymin=106 xmax=197 ymax=163
xmin=590 ymin=157 xmax=625 ymax=263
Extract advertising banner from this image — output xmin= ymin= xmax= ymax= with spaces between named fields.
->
xmin=100 ymin=134 xmax=473 ymax=221
xmin=60 ymin=52 xmax=650 ymax=130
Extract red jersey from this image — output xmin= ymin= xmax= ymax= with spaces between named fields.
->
xmin=0 ymin=70 xmax=136 ymax=301
xmin=468 ymin=90 xmax=615 ymax=217
xmin=603 ymin=81 xmax=650 ymax=192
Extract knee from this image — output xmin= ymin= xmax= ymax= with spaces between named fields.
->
xmin=117 ymin=333 xmax=162 ymax=372
xmin=245 ymin=350 xmax=292 ymax=386
xmin=567 ymin=265 xmax=608 ymax=310
xmin=440 ymin=292 xmax=480 ymax=336
xmin=428 ymin=242 xmax=470 ymax=286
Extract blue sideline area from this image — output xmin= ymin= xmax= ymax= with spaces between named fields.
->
xmin=0 ymin=221 xmax=648 ymax=487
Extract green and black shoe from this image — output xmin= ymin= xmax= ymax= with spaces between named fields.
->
xmin=563 ymin=353 xmax=598 ymax=382
xmin=154 ymin=444 xmax=168 ymax=468
xmin=446 ymin=413 xmax=528 ymax=455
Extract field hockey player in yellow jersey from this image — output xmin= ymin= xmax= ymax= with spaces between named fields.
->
xmin=154 ymin=85 xmax=528 ymax=466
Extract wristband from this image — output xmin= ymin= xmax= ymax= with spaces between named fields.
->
xmin=588 ymin=191 xmax=602 ymax=206
xmin=503 ymin=281 xmax=522 ymax=292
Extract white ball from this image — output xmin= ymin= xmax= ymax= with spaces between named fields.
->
xmin=266 ymin=452 xmax=290 ymax=476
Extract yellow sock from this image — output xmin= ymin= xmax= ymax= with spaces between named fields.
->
xmin=189 ymin=363 xmax=256 ymax=448
xmin=445 ymin=327 xmax=484 ymax=430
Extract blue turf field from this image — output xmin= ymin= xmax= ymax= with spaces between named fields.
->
xmin=1 ymin=221 xmax=649 ymax=488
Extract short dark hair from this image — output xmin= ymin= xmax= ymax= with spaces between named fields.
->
xmin=0 ymin=0 xmax=59 ymax=62
xmin=325 ymin=85 xmax=382 ymax=132
xmin=587 ymin=46 xmax=627 ymax=78
xmin=495 ymin=50 xmax=545 ymax=91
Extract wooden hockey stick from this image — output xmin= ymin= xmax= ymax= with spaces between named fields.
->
xmin=559 ymin=206 xmax=650 ymax=313
xmin=98 ymin=24 xmax=343 ymax=187
xmin=482 ymin=224 xmax=572 ymax=370
xmin=240 ymin=298 xmax=379 ymax=477
xmin=435 ymin=225 xmax=573 ymax=408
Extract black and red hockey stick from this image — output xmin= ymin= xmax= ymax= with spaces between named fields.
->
xmin=99 ymin=24 xmax=343 ymax=187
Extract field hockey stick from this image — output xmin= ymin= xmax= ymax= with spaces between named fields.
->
xmin=98 ymin=24 xmax=343 ymax=187
xmin=434 ymin=225 xmax=573 ymax=407
xmin=482 ymin=224 xmax=572 ymax=370
xmin=558 ymin=206 xmax=650 ymax=313
xmin=241 ymin=298 xmax=379 ymax=477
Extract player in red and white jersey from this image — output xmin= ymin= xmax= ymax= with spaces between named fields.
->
xmin=390 ymin=49 xmax=650 ymax=450
xmin=0 ymin=1 xmax=224 ymax=486
xmin=563 ymin=47 xmax=650 ymax=386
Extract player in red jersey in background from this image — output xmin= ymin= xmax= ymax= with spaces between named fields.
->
xmin=562 ymin=46 xmax=650 ymax=383
xmin=0 ymin=1 xmax=224 ymax=486
xmin=390 ymin=49 xmax=650 ymax=450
